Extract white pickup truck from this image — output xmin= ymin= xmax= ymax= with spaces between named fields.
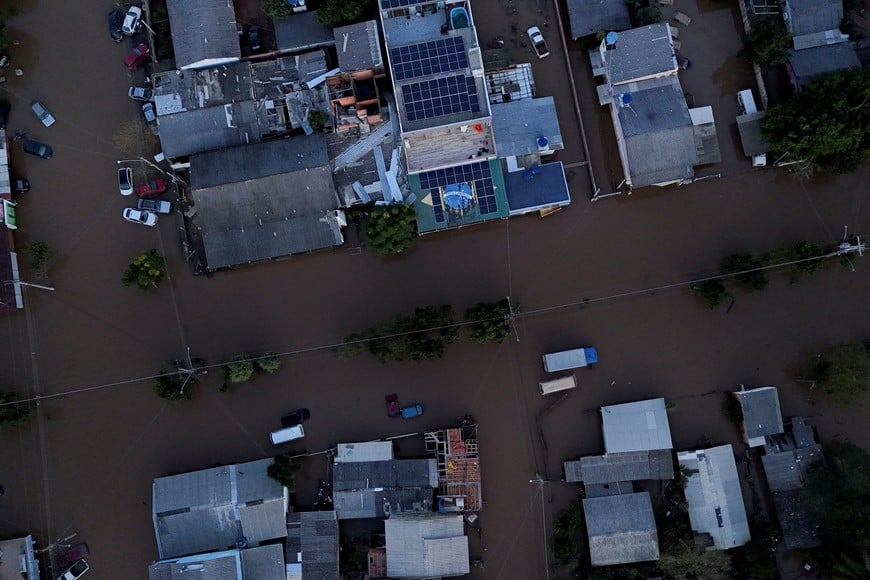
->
xmin=527 ymin=26 xmax=550 ymax=58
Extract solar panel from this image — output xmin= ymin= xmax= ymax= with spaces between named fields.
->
xmin=391 ymin=37 xmax=468 ymax=81
xmin=401 ymin=75 xmax=481 ymax=122
xmin=419 ymin=161 xmax=499 ymax=216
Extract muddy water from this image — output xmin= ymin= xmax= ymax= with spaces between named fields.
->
xmin=0 ymin=0 xmax=868 ymax=579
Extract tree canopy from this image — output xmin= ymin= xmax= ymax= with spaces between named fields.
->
xmin=465 ymin=299 xmax=512 ymax=343
xmin=267 ymin=455 xmax=303 ymax=492
xmin=0 ymin=391 xmax=30 ymax=428
xmin=761 ymin=69 xmax=870 ymax=173
xmin=809 ymin=341 xmax=870 ymax=399
xmin=262 ymin=0 xmax=294 ymax=19
xmin=122 ymin=250 xmax=167 ymax=290
xmin=722 ymin=252 xmax=768 ymax=290
xmin=742 ymin=18 xmax=791 ymax=66
xmin=341 ymin=305 xmax=458 ymax=362
xmin=317 ymin=0 xmax=370 ymax=28
xmin=364 ymin=203 xmax=417 ymax=256
xmin=153 ymin=374 xmax=193 ymax=401
xmin=224 ymin=356 xmax=255 ymax=384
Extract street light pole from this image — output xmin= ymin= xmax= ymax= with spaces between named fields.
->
xmin=3 ymin=280 xmax=55 ymax=291
xmin=116 ymin=158 xmax=185 ymax=188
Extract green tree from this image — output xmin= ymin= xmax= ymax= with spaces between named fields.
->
xmin=465 ymin=299 xmax=512 ymax=343
xmin=262 ymin=0 xmax=294 ymax=19
xmin=342 ymin=305 xmax=458 ymax=362
xmin=0 ymin=391 xmax=31 ymax=428
xmin=256 ymin=353 xmax=281 ymax=374
xmin=731 ymin=520 xmax=780 ymax=579
xmin=722 ymin=252 xmax=768 ymax=290
xmin=809 ymin=341 xmax=870 ymax=398
xmin=267 ymin=455 xmax=303 ymax=491
xmin=308 ymin=109 xmax=330 ymax=131
xmin=152 ymin=374 xmax=193 ymax=401
xmin=657 ymin=539 xmax=732 ymax=579
xmin=122 ymin=250 xmax=167 ymax=290
xmin=26 ymin=241 xmax=52 ymax=270
xmin=224 ymin=356 xmax=255 ymax=384
xmin=761 ymin=69 xmax=870 ymax=173
xmin=741 ymin=18 xmax=791 ymax=65
xmin=793 ymin=240 xmax=825 ymax=274
xmin=552 ymin=501 xmax=584 ymax=566
xmin=364 ymin=203 xmax=417 ymax=256
xmin=690 ymin=279 xmax=727 ymax=309
xmin=316 ymin=0 xmax=369 ymax=28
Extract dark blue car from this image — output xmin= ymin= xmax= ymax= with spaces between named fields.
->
xmin=23 ymin=139 xmax=53 ymax=159
xmin=108 ymin=9 xmax=123 ymax=43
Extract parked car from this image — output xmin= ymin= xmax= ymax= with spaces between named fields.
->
xmin=527 ymin=26 xmax=550 ymax=59
xmin=22 ymin=139 xmax=52 ymax=159
xmin=31 ymin=101 xmax=56 ymax=127
xmin=142 ymin=102 xmax=156 ymax=123
xmin=57 ymin=558 xmax=89 ymax=580
xmin=248 ymin=26 xmax=261 ymax=51
xmin=13 ymin=177 xmax=30 ymax=193
xmin=137 ymin=198 xmax=172 ymax=214
xmin=124 ymin=43 xmax=150 ymax=70
xmin=280 ymin=408 xmax=311 ymax=427
xmin=118 ymin=167 xmax=134 ymax=196
xmin=121 ymin=6 xmax=142 ymax=36
xmin=135 ymin=178 xmax=166 ymax=199
xmin=128 ymin=86 xmax=153 ymax=101
xmin=400 ymin=404 xmax=424 ymax=419
xmin=122 ymin=207 xmax=158 ymax=227
xmin=108 ymin=8 xmax=123 ymax=42
xmin=56 ymin=544 xmax=90 ymax=570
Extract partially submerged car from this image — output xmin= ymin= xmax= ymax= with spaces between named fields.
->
xmin=137 ymin=198 xmax=172 ymax=214
xmin=57 ymin=558 xmax=89 ymax=580
xmin=124 ymin=43 xmax=150 ymax=70
xmin=56 ymin=544 xmax=90 ymax=570
xmin=108 ymin=9 xmax=123 ymax=42
xmin=118 ymin=167 xmax=134 ymax=196
xmin=128 ymin=86 xmax=153 ymax=101
xmin=122 ymin=207 xmax=158 ymax=227
xmin=31 ymin=101 xmax=56 ymax=127
xmin=400 ymin=404 xmax=424 ymax=419
xmin=135 ymin=178 xmax=166 ymax=199
xmin=121 ymin=6 xmax=142 ymax=36
xmin=22 ymin=139 xmax=53 ymax=159
xmin=280 ymin=408 xmax=311 ymax=427
xmin=13 ymin=177 xmax=30 ymax=193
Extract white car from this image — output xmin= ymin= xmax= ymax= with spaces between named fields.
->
xmin=57 ymin=558 xmax=89 ymax=580
xmin=31 ymin=101 xmax=56 ymax=127
xmin=121 ymin=6 xmax=142 ymax=36
xmin=118 ymin=167 xmax=134 ymax=196
xmin=123 ymin=208 xmax=158 ymax=227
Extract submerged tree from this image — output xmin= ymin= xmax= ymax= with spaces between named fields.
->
xmin=0 ymin=391 xmax=31 ymax=428
xmin=267 ymin=455 xmax=303 ymax=492
xmin=741 ymin=18 xmax=791 ymax=65
xmin=256 ymin=353 xmax=281 ymax=374
xmin=122 ymin=250 xmax=167 ymax=290
xmin=722 ymin=252 xmax=768 ymax=291
xmin=465 ymin=299 xmax=512 ymax=343
xmin=691 ymin=279 xmax=728 ymax=309
xmin=807 ymin=341 xmax=870 ymax=399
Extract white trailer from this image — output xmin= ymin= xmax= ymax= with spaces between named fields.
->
xmin=542 ymin=347 xmax=598 ymax=372
xmin=539 ymin=375 xmax=578 ymax=395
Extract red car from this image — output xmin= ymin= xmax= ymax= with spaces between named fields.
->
xmin=124 ymin=43 xmax=150 ymax=70
xmin=56 ymin=544 xmax=90 ymax=569
xmin=135 ymin=178 xmax=166 ymax=199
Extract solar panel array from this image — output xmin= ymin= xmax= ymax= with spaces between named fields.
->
xmin=380 ymin=0 xmax=422 ymax=9
xmin=391 ymin=37 xmax=469 ymax=81
xmin=401 ymin=75 xmax=480 ymax=122
xmin=420 ymin=161 xmax=499 ymax=221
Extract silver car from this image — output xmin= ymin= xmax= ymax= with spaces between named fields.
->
xmin=122 ymin=207 xmax=158 ymax=227
xmin=128 ymin=86 xmax=153 ymax=101
xmin=118 ymin=166 xmax=134 ymax=196
xmin=121 ymin=6 xmax=142 ymax=36
xmin=31 ymin=101 xmax=56 ymax=127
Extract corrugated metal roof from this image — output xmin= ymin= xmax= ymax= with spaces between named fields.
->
xmin=583 ymin=492 xmax=660 ymax=566
xmin=166 ymin=0 xmax=241 ymax=69
xmin=678 ymin=445 xmax=751 ymax=550
xmin=334 ymin=21 xmax=383 ymax=72
xmin=788 ymin=43 xmax=861 ymax=88
xmin=385 ymin=513 xmax=470 ymax=578
xmin=567 ymin=0 xmax=631 ymax=39
xmin=158 ymin=102 xmax=263 ymax=159
xmin=772 ymin=490 xmax=822 ymax=549
xmin=240 ymin=544 xmax=286 ymax=580
xmin=565 ymin=450 xmax=674 ymax=483
xmin=286 ymin=511 xmax=340 ymax=580
xmin=148 ymin=550 xmax=242 ymax=580
xmin=274 ymin=12 xmax=336 ymax=53
xmin=761 ymin=444 xmax=823 ymax=492
xmin=335 ymin=441 xmax=395 ymax=463
xmin=785 ymin=0 xmax=843 ymax=36
xmin=601 ymin=398 xmax=673 ymax=453
xmin=333 ymin=459 xmax=438 ymax=490
xmin=605 ymin=24 xmax=676 ymax=85
xmin=733 ymin=387 xmax=784 ymax=442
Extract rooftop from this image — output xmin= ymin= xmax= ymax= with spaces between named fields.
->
xmin=689 ymin=106 xmax=721 ymax=165
xmin=250 ymin=53 xmax=330 ymax=101
xmin=335 ymin=441 xmax=395 ymax=463
xmin=334 ymin=21 xmax=384 ymax=72
xmin=156 ymin=101 xmax=263 ymax=159
xmin=788 ymin=43 xmax=861 ymax=88
xmin=151 ymin=458 xmax=287 ymax=559
xmin=564 ymin=450 xmax=674 ymax=484
xmin=166 ymin=0 xmax=240 ymax=70
xmin=762 ymin=445 xmax=824 ymax=492
xmin=503 ymin=161 xmax=571 ymax=216
xmin=733 ymin=386 xmax=784 ymax=445
xmin=603 ymin=23 xmax=677 ymax=85
xmin=0 ymin=536 xmax=39 ymax=579
xmin=426 ymin=427 xmax=483 ymax=512
xmin=402 ymin=116 xmax=496 ymax=174
xmin=583 ymin=492 xmax=660 ymax=567
xmin=785 ymin=0 xmax=844 ymax=36
xmin=737 ymin=111 xmax=770 ymax=156
xmin=601 ymin=398 xmax=674 ymax=453
xmin=285 ymin=511 xmax=340 ymax=580
xmin=148 ymin=545 xmax=285 ymax=580
xmin=772 ymin=490 xmax=822 ymax=549
xmin=567 ymin=0 xmax=631 ymax=39
xmin=274 ymin=12 xmax=336 ymax=54
xmin=490 ymin=97 xmax=564 ymax=158
xmin=385 ymin=513 xmax=470 ymax=578
xmin=678 ymin=445 xmax=751 ymax=550
xmin=332 ymin=458 xmax=438 ymax=519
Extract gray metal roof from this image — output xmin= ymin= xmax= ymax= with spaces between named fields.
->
xmin=788 ymin=43 xmax=861 ymax=88
xmin=785 ymin=0 xmax=843 ymax=36
xmin=275 ymin=12 xmax=336 ymax=53
xmin=152 ymin=458 xmax=286 ymax=559
xmin=334 ymin=21 xmax=384 ymax=72
xmin=617 ymin=80 xmax=696 ymax=187
xmin=678 ymin=445 xmax=751 ymax=550
xmin=689 ymin=106 xmax=721 ymax=165
xmin=772 ymin=490 xmax=822 ymax=549
xmin=166 ymin=0 xmax=241 ymax=69
xmin=733 ymin=386 xmax=784 ymax=442
xmin=333 ymin=458 xmax=438 ymax=519
xmin=491 ymin=98 xmax=564 ymax=158
xmin=191 ymin=134 xmax=330 ymax=189
xmin=601 ymin=398 xmax=674 ymax=453
xmin=333 ymin=487 xmax=434 ymax=519
xmin=583 ymin=481 xmax=635 ymax=498
xmin=565 ymin=450 xmax=674 ymax=484
xmin=583 ymin=492 xmax=660 ymax=567
xmin=148 ymin=551 xmax=242 ymax=580
xmin=240 ymin=545 xmax=286 ymax=580
xmin=285 ymin=511 xmax=339 ymax=580
xmin=761 ymin=444 xmax=824 ymax=492
xmin=790 ymin=417 xmax=817 ymax=449
xmin=737 ymin=111 xmax=770 ymax=156
xmin=385 ymin=513 xmax=470 ymax=578
xmin=503 ymin=161 xmax=570 ymax=215
xmin=158 ymin=102 xmax=263 ymax=159
xmin=153 ymin=63 xmax=254 ymax=117
xmin=605 ymin=24 xmax=676 ymax=85
xmin=567 ymin=0 xmax=631 ymax=39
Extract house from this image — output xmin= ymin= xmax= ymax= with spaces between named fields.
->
xmin=334 ymin=21 xmax=384 ymax=74
xmin=151 ymin=458 xmax=288 ymax=559
xmin=732 ymin=386 xmax=784 ymax=447
xmin=166 ymin=0 xmax=241 ymax=70
xmin=424 ymin=426 xmax=483 ymax=512
xmin=564 ymin=450 xmax=674 ymax=484
xmin=600 ymin=398 xmax=674 ymax=453
xmin=274 ymin=12 xmax=336 ymax=54
xmin=787 ymin=44 xmax=861 ymax=90
xmin=0 ymin=129 xmax=23 ymax=312
xmin=783 ymin=0 xmax=843 ymax=38
xmin=285 ymin=511 xmax=340 ymax=579
xmin=583 ymin=492 xmax=660 ymax=566
xmin=678 ymin=445 xmax=751 ymax=550
xmin=190 ymin=135 xmax=344 ymax=269
xmin=385 ymin=513 xmax=470 ymax=578
xmin=0 ymin=535 xmax=39 ymax=578
xmin=760 ymin=417 xmax=824 ymax=549
xmin=148 ymin=545 xmax=285 ymax=580
xmin=567 ymin=0 xmax=631 ymax=40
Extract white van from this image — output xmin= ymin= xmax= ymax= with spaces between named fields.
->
xmin=270 ymin=423 xmax=305 ymax=445
xmin=737 ymin=89 xmax=758 ymax=115
xmin=539 ymin=375 xmax=578 ymax=395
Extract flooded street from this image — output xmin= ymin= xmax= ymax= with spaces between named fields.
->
xmin=0 ymin=0 xmax=868 ymax=578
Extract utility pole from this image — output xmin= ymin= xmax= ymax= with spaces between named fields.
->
xmin=177 ymin=347 xmax=206 ymax=395
xmin=3 ymin=280 xmax=55 ymax=291
xmin=506 ymin=296 xmax=520 ymax=342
